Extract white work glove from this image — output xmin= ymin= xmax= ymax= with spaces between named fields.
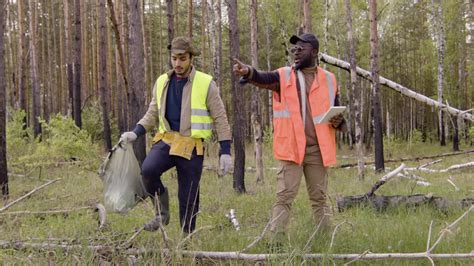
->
xmin=219 ymin=154 xmax=232 ymax=176
xmin=120 ymin=131 xmax=137 ymax=143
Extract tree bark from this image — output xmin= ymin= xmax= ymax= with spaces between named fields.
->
xmin=73 ymin=0 xmax=82 ymax=128
xmin=98 ymin=0 xmax=112 ymax=150
xmin=29 ymin=0 xmax=42 ymax=138
xmin=128 ymin=0 xmax=147 ymax=163
xmin=433 ymin=0 xmax=446 ymax=146
xmin=166 ymin=0 xmax=174 ymax=68
xmin=250 ymin=0 xmax=264 ymax=184
xmin=227 ymin=0 xmax=246 ymax=193
xmin=369 ymin=0 xmax=384 ymax=172
xmin=344 ymin=0 xmax=365 ymax=179
xmin=64 ymin=0 xmax=74 ymax=117
xmin=302 ymin=0 xmax=312 ymax=33
xmin=0 ymin=0 xmax=8 ymax=198
xmin=17 ymin=0 xmax=28 ymax=127
xmin=188 ymin=0 xmax=193 ymax=38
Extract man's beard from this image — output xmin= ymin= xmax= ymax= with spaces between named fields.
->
xmin=294 ymin=57 xmax=314 ymax=70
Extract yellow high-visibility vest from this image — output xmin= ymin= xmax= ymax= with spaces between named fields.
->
xmin=155 ymin=71 xmax=214 ymax=139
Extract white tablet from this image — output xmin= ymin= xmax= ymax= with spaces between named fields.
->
xmin=315 ymin=106 xmax=346 ymax=124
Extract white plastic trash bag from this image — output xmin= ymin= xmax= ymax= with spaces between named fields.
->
xmin=98 ymin=141 xmax=145 ymax=213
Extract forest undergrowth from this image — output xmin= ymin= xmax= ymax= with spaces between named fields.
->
xmin=1 ymin=113 xmax=473 ymax=265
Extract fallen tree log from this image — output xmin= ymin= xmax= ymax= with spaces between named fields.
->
xmin=337 ymin=194 xmax=474 ymax=212
xmin=337 ymin=149 xmax=474 ymax=169
xmin=320 ymin=53 xmax=474 ymax=122
xmin=0 ymin=240 xmax=472 ymax=261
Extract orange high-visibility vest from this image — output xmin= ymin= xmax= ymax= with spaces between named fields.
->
xmin=272 ymin=66 xmax=337 ymax=167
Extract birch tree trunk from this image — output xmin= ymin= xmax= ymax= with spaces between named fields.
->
xmin=263 ymin=13 xmax=272 ymax=129
xmin=250 ymin=0 xmax=264 ymax=184
xmin=73 ymin=0 xmax=82 ymax=128
xmin=0 ymin=0 xmax=8 ymax=199
xmin=345 ymin=0 xmax=365 ymax=179
xmin=434 ymin=0 xmax=446 ymax=146
xmin=128 ymin=0 xmax=147 ymax=163
xmin=29 ymin=0 xmax=42 ymax=137
xmin=227 ymin=0 xmax=246 ymax=193
xmin=302 ymin=0 xmax=312 ymax=33
xmin=98 ymin=0 xmax=112 ymax=150
xmin=369 ymin=0 xmax=384 ymax=172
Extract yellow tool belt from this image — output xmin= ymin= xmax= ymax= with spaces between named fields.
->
xmin=153 ymin=132 xmax=204 ymax=160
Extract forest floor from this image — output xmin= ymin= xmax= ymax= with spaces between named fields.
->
xmin=1 ymin=140 xmax=473 ymax=265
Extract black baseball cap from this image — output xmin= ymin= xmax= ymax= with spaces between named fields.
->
xmin=289 ymin=33 xmax=319 ymax=50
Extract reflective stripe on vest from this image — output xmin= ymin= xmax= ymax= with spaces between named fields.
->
xmin=155 ymin=71 xmax=214 ymax=139
xmin=312 ymin=69 xmax=336 ymax=124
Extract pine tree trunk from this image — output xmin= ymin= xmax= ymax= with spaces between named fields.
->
xmin=227 ymin=0 xmax=246 ymax=193
xmin=345 ymin=0 xmax=365 ymax=179
xmin=73 ymin=0 xmax=82 ymax=128
xmin=128 ymin=0 xmax=147 ymax=163
xmin=17 ymin=0 xmax=28 ymax=129
xmin=166 ymin=0 xmax=174 ymax=68
xmin=369 ymin=0 xmax=384 ymax=172
xmin=216 ymin=0 xmax=222 ymax=93
xmin=201 ymin=0 xmax=207 ymax=72
xmin=188 ymin=0 xmax=193 ymax=38
xmin=98 ymin=0 xmax=112 ymax=150
xmin=29 ymin=0 xmax=42 ymax=138
xmin=302 ymin=0 xmax=312 ymax=33
xmin=0 ymin=0 xmax=8 ymax=199
xmin=250 ymin=0 xmax=264 ymax=184
xmin=64 ymin=0 xmax=74 ymax=117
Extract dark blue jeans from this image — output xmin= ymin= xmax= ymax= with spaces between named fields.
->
xmin=141 ymin=140 xmax=204 ymax=233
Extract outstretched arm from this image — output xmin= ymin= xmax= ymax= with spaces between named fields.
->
xmin=233 ymin=58 xmax=280 ymax=92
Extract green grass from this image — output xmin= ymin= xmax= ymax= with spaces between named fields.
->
xmin=1 ymin=140 xmax=473 ymax=265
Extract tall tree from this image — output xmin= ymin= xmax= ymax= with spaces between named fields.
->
xmin=250 ymin=0 xmax=264 ymax=184
xmin=128 ymin=0 xmax=147 ymax=163
xmin=64 ymin=0 xmax=74 ymax=116
xmin=345 ymin=0 xmax=365 ymax=179
xmin=187 ymin=0 xmax=193 ymax=38
xmin=227 ymin=0 xmax=246 ymax=193
xmin=29 ymin=0 xmax=41 ymax=137
xmin=433 ymin=0 xmax=446 ymax=146
xmin=17 ymin=0 xmax=28 ymax=129
xmin=302 ymin=0 xmax=312 ymax=33
xmin=166 ymin=0 xmax=174 ymax=68
xmin=0 ymin=0 xmax=8 ymax=199
xmin=98 ymin=0 xmax=112 ymax=150
xmin=369 ymin=0 xmax=384 ymax=172
xmin=73 ymin=0 xmax=82 ymax=128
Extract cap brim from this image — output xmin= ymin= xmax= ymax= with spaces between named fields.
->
xmin=289 ymin=35 xmax=303 ymax=45
xmin=170 ymin=49 xmax=187 ymax=55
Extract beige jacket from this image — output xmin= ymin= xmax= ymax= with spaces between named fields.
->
xmin=138 ymin=66 xmax=232 ymax=141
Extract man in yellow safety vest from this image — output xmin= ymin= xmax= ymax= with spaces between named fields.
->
xmin=121 ymin=36 xmax=232 ymax=234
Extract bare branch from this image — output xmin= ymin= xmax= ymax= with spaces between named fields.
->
xmin=0 ymin=179 xmax=61 ymax=213
xmin=428 ymin=205 xmax=473 ymax=253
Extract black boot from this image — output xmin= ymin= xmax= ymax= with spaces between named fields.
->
xmin=144 ymin=188 xmax=170 ymax=232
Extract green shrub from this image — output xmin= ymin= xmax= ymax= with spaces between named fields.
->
xmin=6 ymin=108 xmax=34 ymax=160
xmin=82 ymin=101 xmax=120 ymax=145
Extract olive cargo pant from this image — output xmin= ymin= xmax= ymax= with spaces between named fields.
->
xmin=270 ymin=145 xmax=330 ymax=234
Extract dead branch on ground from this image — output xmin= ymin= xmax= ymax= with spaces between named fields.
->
xmin=0 ymin=179 xmax=61 ymax=213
